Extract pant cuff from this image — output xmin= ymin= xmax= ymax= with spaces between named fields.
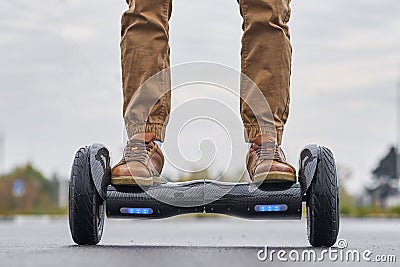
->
xmin=244 ymin=125 xmax=284 ymax=145
xmin=126 ymin=123 xmax=166 ymax=142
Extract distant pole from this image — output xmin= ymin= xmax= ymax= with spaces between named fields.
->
xmin=397 ymin=68 xmax=400 ymax=179
xmin=0 ymin=132 xmax=3 ymax=176
xmin=397 ymin=67 xmax=400 ymax=150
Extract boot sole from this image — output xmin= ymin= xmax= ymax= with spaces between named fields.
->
xmin=253 ymin=171 xmax=296 ymax=183
xmin=111 ymin=176 xmax=157 ymax=186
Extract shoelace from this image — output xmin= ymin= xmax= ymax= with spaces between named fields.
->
xmin=124 ymin=139 xmax=152 ymax=163
xmin=253 ymin=142 xmax=283 ymax=162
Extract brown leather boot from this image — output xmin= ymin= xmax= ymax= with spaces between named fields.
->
xmin=111 ymin=132 xmax=164 ymax=186
xmin=246 ymin=135 xmax=296 ymax=183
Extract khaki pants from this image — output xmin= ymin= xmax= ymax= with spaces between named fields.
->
xmin=121 ymin=0 xmax=292 ymax=145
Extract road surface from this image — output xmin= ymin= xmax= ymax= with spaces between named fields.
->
xmin=0 ymin=216 xmax=399 ymax=266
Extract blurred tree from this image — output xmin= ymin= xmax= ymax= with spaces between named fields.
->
xmin=366 ymin=146 xmax=399 ymax=208
xmin=0 ymin=163 xmax=60 ymax=214
xmin=372 ymin=146 xmax=398 ymax=181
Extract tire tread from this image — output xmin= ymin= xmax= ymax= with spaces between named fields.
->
xmin=69 ymin=147 xmax=104 ymax=245
xmin=307 ymin=146 xmax=339 ymax=247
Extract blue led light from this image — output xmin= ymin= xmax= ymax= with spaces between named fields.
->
xmin=120 ymin=207 xmax=153 ymax=215
xmin=254 ymin=204 xmax=288 ymax=212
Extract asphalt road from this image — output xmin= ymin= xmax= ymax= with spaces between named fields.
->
xmin=0 ymin=216 xmax=399 ymax=267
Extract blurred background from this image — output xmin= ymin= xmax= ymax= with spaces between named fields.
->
xmin=0 ymin=0 xmax=399 ymax=217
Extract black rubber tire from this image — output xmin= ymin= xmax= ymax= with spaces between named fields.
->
xmin=306 ymin=146 xmax=339 ymax=247
xmin=69 ymin=146 xmax=104 ymax=245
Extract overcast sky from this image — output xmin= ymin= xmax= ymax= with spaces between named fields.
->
xmin=0 ymin=0 xmax=399 ymax=195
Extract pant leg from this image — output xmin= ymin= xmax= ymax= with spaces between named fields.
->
xmin=239 ymin=0 xmax=292 ymax=145
xmin=121 ymin=0 xmax=173 ymax=141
